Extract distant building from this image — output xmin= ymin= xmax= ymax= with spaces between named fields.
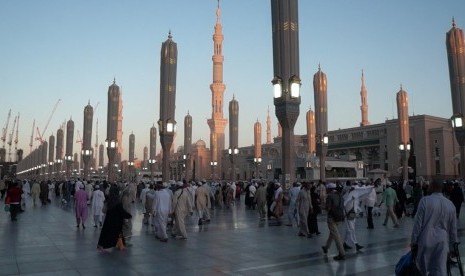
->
xmin=220 ymin=114 xmax=457 ymax=182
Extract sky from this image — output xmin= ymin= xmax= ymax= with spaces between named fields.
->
xmin=0 ymin=0 xmax=464 ymax=164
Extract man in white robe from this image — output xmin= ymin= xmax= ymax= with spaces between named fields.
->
xmin=84 ymin=181 xmax=93 ymax=205
xmin=171 ymin=182 xmax=193 ymax=239
xmin=153 ymin=183 xmax=173 ymax=242
xmin=140 ymin=184 xmax=150 ymax=214
xmin=411 ymin=180 xmax=457 ymax=276
xmin=286 ymin=182 xmax=301 ymax=227
xmin=91 ymin=185 xmax=105 ymax=227
xmin=195 ymin=181 xmax=211 ymax=225
xmin=21 ymin=180 xmax=31 ymax=210
xmin=343 ymin=184 xmax=374 ymax=251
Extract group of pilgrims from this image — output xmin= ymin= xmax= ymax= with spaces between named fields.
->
xmin=1 ymin=176 xmax=463 ymax=269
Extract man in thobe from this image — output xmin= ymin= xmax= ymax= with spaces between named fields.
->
xmin=144 ymin=184 xmax=155 ymax=226
xmin=365 ymin=182 xmax=377 ymax=229
xmin=195 ymin=181 xmax=211 ymax=225
xmin=255 ymin=182 xmax=267 ymax=220
xmin=171 ymin=181 xmax=193 ymax=239
xmin=153 ymin=182 xmax=173 ymax=242
xmin=296 ymin=182 xmax=312 ymax=237
xmin=85 ymin=181 xmax=93 ymax=205
xmin=121 ymin=186 xmax=133 ymax=241
xmin=140 ymin=184 xmax=150 ymax=218
xmin=271 ymin=182 xmax=283 ymax=225
xmin=21 ymin=180 xmax=31 ymax=210
xmin=411 ymin=180 xmax=457 ymax=276
xmin=31 ymin=180 xmax=41 ymax=206
xmin=91 ymin=185 xmax=105 ymax=227
xmin=286 ymin=182 xmax=301 ymax=227
xmin=318 ymin=180 xmax=327 ymax=209
xmin=129 ymin=181 xmax=137 ymax=203
xmin=75 ymin=183 xmax=89 ymax=228
xmin=343 ymin=183 xmax=373 ymax=251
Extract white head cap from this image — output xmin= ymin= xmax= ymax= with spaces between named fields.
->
xmin=327 ymin=183 xmax=337 ymax=189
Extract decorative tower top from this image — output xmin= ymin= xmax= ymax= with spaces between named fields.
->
xmin=266 ymin=106 xmax=271 ymax=144
xmin=360 ymin=69 xmax=369 ymax=126
xmin=453 ymin=17 xmax=456 ymax=28
xmin=216 ymin=0 xmax=221 ymax=24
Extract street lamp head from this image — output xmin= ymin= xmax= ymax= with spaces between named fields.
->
xmin=399 ymin=144 xmax=405 ymax=151
xmin=451 ymin=114 xmax=463 ymax=128
xmin=322 ymin=135 xmax=329 ymax=145
xmin=290 ymin=75 xmax=301 ymax=98
xmin=272 ymin=77 xmax=282 ymax=98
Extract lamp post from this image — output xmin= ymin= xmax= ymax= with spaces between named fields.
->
xmin=317 ymin=134 xmax=328 ymax=181
xmin=55 ymin=159 xmax=62 ymax=179
xmin=148 ymin=159 xmax=156 ymax=181
xmin=399 ymin=143 xmax=411 ymax=182
xmin=105 ymin=140 xmax=118 ymax=182
xmin=447 ymin=20 xmax=465 ymax=179
xmin=64 ymin=155 xmax=73 ymax=179
xmin=183 ymin=154 xmax=190 ymax=181
xmin=210 ymin=161 xmax=217 ymax=181
xmin=228 ymin=147 xmax=239 ymax=181
xmin=267 ymin=162 xmax=273 ymax=181
xmin=254 ymin=157 xmax=262 ymax=179
xmin=82 ymin=149 xmax=93 ymax=181
xmin=451 ymin=114 xmax=465 ymax=179
xmin=128 ymin=161 xmax=134 ymax=181
xmin=271 ymin=0 xmax=301 ymax=187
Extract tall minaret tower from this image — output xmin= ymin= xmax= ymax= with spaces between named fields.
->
xmin=306 ymin=107 xmax=316 ymax=155
xmin=447 ymin=17 xmax=465 ymax=179
xmin=360 ymin=70 xmax=370 ymax=126
xmin=207 ymin=0 xmax=228 ymax=175
xmin=266 ymin=106 xmax=271 ymax=144
xmin=117 ymin=86 xmax=123 ymax=163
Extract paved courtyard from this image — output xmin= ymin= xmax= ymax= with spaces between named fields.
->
xmin=1 ymin=196 xmax=464 ymax=276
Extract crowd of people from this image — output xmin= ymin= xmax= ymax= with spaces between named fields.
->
xmin=0 ymin=175 xmax=462 ymax=274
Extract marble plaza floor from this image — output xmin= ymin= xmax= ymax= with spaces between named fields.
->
xmin=1 ymin=196 xmax=465 ymax=276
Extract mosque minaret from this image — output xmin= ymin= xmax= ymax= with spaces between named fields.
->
xmin=207 ymin=0 xmax=227 ymax=177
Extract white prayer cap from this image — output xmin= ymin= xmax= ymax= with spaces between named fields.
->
xmin=162 ymin=182 xmax=169 ymax=188
xmin=95 ymin=185 xmax=100 ymax=189
xmin=275 ymin=182 xmax=281 ymax=186
xmin=177 ymin=181 xmax=184 ymax=187
xmin=170 ymin=180 xmax=176 ymax=185
xmin=327 ymin=183 xmax=337 ymax=189
xmin=79 ymin=183 xmax=85 ymax=189
xmin=386 ymin=181 xmax=392 ymax=186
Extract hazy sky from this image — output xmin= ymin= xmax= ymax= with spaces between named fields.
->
xmin=0 ymin=0 xmax=464 ymax=163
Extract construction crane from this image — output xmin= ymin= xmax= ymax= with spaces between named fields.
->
xmin=29 ymin=120 xmax=35 ymax=153
xmin=36 ymin=99 xmax=61 ymax=144
xmin=7 ymin=115 xmax=17 ymax=162
xmin=93 ymin=102 xmax=100 ymax=167
xmin=1 ymin=109 xmax=11 ymax=150
xmin=76 ymin=129 xmax=83 ymax=149
xmin=14 ymin=113 xmax=19 ymax=152
xmin=94 ymin=119 xmax=99 ymax=166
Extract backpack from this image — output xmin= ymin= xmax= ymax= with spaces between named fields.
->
xmin=329 ymin=193 xmax=345 ymax=222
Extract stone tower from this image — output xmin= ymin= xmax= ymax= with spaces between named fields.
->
xmin=207 ymin=0 xmax=228 ymax=178
xmin=266 ymin=106 xmax=271 ymax=144
xmin=360 ymin=70 xmax=370 ymax=126
xmin=158 ymin=32 xmax=177 ymax=182
xmin=306 ymin=108 xmax=315 ymax=155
